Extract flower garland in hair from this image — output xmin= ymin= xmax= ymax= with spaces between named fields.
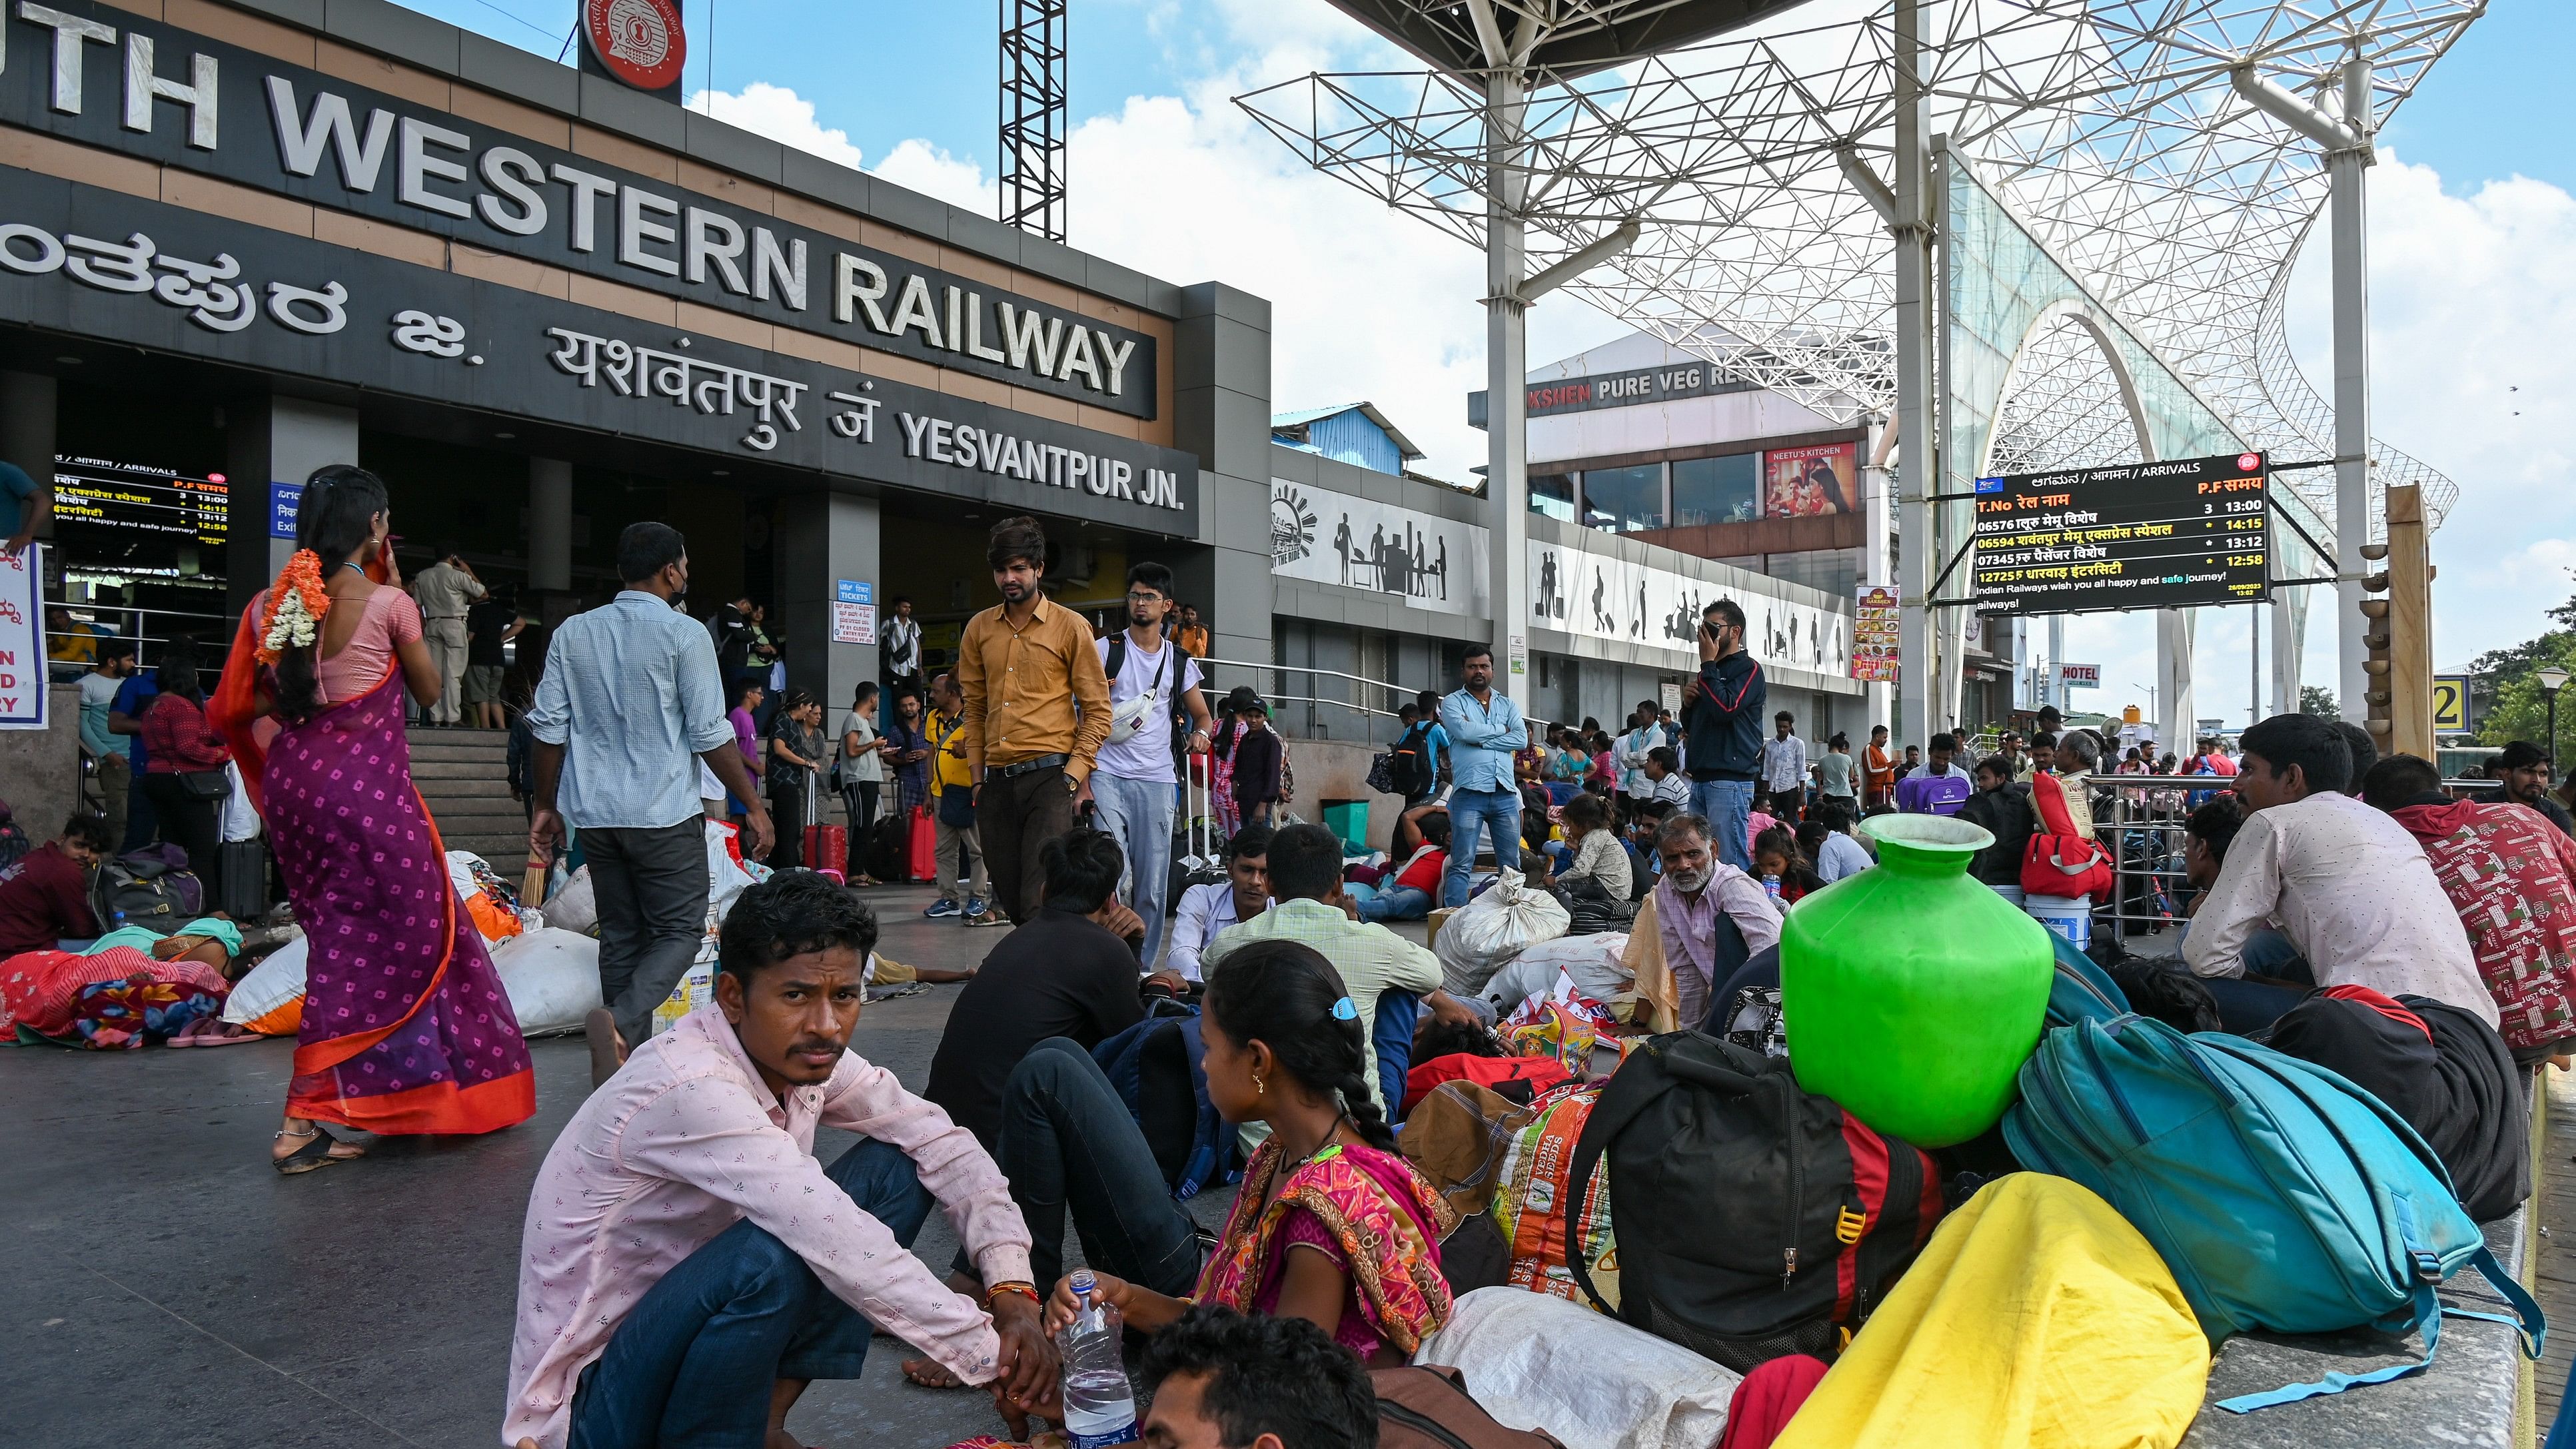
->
xmin=256 ymin=549 xmax=332 ymax=664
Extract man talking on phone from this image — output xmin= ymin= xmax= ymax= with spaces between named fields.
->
xmin=1681 ymin=598 xmax=1766 ymax=872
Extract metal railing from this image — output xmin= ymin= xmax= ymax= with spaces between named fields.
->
xmin=42 ymin=599 xmax=237 ymax=679
xmin=1196 ymin=656 xmax=1569 ymax=736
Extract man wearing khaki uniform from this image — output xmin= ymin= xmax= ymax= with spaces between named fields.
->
xmin=412 ymin=546 xmax=485 ymax=726
xmin=958 ymin=516 xmax=1111 ymax=924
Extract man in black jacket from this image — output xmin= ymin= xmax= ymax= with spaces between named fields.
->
xmin=1681 ymin=596 xmax=1766 ymax=871
xmin=1957 ymin=754 xmax=2034 ymax=887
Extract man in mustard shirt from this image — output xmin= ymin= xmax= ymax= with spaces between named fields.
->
xmin=957 ymin=517 xmax=1112 ymax=924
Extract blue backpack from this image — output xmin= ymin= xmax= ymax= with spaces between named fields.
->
xmin=2042 ymin=931 xmax=2127 ymax=1029
xmin=2004 ymin=1013 xmax=2543 ymax=1412
xmin=1091 ymin=1009 xmax=1239 ymax=1200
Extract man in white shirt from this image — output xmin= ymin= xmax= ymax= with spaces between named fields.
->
xmin=1166 ymin=826 xmax=1271 ymax=983
xmin=882 ymin=596 xmax=924 ymax=703
xmin=2184 ymin=712 xmax=2495 ymax=1031
xmin=1759 ymin=711 xmax=1809 ymax=823
xmin=1615 ymin=698 xmax=1669 ymax=802
xmin=1086 ymin=562 xmax=1213 ymax=968
xmin=78 ymin=639 xmax=137 ymax=845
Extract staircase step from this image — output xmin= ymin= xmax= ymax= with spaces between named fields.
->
xmin=412 ymin=762 xmax=516 ymax=786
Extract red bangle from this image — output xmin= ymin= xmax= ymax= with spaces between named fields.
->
xmin=981 ymin=1281 xmax=1041 ymax=1308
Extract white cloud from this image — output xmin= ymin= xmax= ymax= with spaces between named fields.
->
xmin=685 ymin=82 xmax=866 ymax=171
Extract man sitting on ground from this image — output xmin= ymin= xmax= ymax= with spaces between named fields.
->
xmin=2182 ymin=713 xmax=2495 ymax=1033
xmin=1167 ymin=825 xmax=1271 ymax=983
xmin=1639 ymin=745 xmax=1692 ymax=808
xmin=1204 ymin=823 xmax=1469 ymax=1120
xmin=1956 ymin=754 xmax=2033 ymax=889
xmin=0 ymin=813 xmax=107 ymax=960
xmin=1649 ymin=812 xmax=1783 ymax=1030
xmin=1133 ymin=1304 xmax=1376 ymax=1449
xmin=1807 ymin=798 xmax=1873 ymax=883
xmin=505 ymin=873 xmax=1053 ymax=1449
xmin=1356 ymin=812 xmax=1448 ymax=923
xmin=2363 ymin=753 xmax=2576 ymax=1064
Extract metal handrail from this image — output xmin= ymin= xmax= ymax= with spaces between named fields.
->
xmin=1197 ymin=656 xmax=1566 ymax=733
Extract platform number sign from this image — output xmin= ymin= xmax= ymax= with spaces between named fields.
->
xmin=2431 ymin=676 xmax=2470 ymax=733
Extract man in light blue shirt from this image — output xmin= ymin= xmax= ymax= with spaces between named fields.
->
xmin=526 ymin=522 xmax=773 ymax=1077
xmin=1437 ymin=645 xmax=1527 ymax=907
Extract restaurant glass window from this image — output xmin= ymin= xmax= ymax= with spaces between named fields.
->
xmin=1528 ymin=472 xmax=1576 ymax=522
xmin=1671 ymin=452 xmax=1759 ymax=526
xmin=1580 ymin=464 xmax=1664 ymax=534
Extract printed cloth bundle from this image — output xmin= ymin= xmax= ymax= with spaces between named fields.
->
xmin=1490 ymin=1081 xmax=1619 ymax=1310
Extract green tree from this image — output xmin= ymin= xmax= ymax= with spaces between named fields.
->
xmin=2299 ymin=685 xmax=2337 ymax=718
xmin=2472 ymin=582 xmax=2576 ymax=762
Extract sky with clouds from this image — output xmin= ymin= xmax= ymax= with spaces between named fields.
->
xmin=408 ymin=0 xmax=2572 ymax=725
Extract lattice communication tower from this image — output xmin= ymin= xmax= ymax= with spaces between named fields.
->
xmin=1001 ymin=0 xmax=1068 ymax=243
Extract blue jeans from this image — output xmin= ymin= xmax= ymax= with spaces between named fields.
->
xmin=1355 ymin=883 xmax=1431 ymax=923
xmin=2202 ymin=933 xmax=2317 ymax=1035
xmin=1444 ymin=787 xmax=1523 ymax=907
xmin=566 ymin=1139 xmax=932 ymax=1449
xmin=1374 ymin=990 xmax=1420 ymax=1118
xmin=1690 ymin=778 xmax=1756 ymax=873
xmin=1088 ymin=770 xmax=1176 ymax=966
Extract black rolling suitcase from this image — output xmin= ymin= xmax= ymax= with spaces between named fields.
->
xmin=220 ymin=839 xmax=270 ymax=920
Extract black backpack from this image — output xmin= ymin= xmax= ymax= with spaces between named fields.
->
xmin=1384 ymin=722 xmax=1435 ymax=799
xmin=864 ymin=812 xmax=910 ymax=882
xmin=1566 ymin=1032 xmax=1940 ymax=1370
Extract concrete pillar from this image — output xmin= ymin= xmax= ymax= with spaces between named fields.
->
xmin=2271 ymin=588 xmax=2303 ymax=720
xmin=1860 ymin=418 xmax=1893 ymax=733
xmin=1172 ymin=282 xmax=1275 ymax=680
xmin=226 ymin=394 xmax=359 ymax=627
xmin=529 ymin=458 xmax=573 ymax=591
xmin=2156 ymin=609 xmax=2195 ymax=753
xmin=1483 ymin=69 xmax=1533 ymax=711
xmin=0 ymin=372 xmax=56 ymax=546
xmin=776 ymin=488 xmax=881 ymax=718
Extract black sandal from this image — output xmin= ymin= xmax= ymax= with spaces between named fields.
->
xmin=273 ymin=1125 xmax=358 ymax=1175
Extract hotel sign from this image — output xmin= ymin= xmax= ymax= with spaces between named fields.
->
xmin=0 ymin=0 xmax=1157 ymax=416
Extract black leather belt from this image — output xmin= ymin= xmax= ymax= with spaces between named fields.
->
xmin=987 ymin=753 xmax=1069 ymax=779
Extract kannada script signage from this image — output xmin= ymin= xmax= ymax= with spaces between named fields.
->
xmin=1971 ymin=452 xmax=2269 ymax=616
xmin=0 ymin=171 xmax=1197 ymax=531
xmin=0 ymin=0 xmax=1156 ymax=416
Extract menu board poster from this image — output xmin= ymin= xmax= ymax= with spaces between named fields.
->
xmin=1765 ymin=442 xmax=1858 ymax=517
xmin=1853 ymin=584 xmax=1900 ymax=682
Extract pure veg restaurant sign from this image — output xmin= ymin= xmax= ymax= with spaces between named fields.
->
xmin=1970 ymin=452 xmax=2269 ymax=616
xmin=0 ymin=170 xmax=1197 ymax=530
xmin=0 ymin=0 xmax=1157 ymax=418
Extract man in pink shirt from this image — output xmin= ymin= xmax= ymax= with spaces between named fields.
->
xmin=1650 ymin=812 xmax=1784 ymax=1030
xmin=506 ymin=874 xmax=1055 ymax=1449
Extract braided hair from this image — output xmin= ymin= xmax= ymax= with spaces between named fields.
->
xmin=1203 ymin=938 xmax=1397 ymax=1152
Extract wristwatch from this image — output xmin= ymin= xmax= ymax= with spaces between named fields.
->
xmin=1064 ymin=773 xmax=1081 ymax=793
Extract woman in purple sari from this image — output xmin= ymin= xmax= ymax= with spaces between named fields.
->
xmin=213 ymin=466 xmax=534 ymax=1174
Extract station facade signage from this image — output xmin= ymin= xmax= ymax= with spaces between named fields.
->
xmin=0 ymin=0 xmax=1158 ymax=416
xmin=0 ymin=170 xmax=1197 ymax=530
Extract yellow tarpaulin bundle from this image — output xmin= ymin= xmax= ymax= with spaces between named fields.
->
xmin=1773 ymin=1173 xmax=2210 ymax=1449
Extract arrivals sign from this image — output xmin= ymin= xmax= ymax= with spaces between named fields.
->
xmin=51 ymin=456 xmax=228 ymax=546
xmin=0 ymin=1 xmax=1157 ymax=416
xmin=1970 ymin=452 xmax=2269 ymax=616
xmin=0 ymin=172 xmax=1197 ymax=532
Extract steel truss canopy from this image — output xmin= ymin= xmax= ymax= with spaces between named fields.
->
xmin=1243 ymin=0 xmax=2475 ymax=541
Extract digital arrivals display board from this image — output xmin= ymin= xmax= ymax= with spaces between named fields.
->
xmin=1970 ymin=451 xmax=2268 ymax=616
xmin=51 ymin=456 xmax=230 ymax=547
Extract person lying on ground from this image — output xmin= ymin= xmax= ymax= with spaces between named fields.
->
xmin=2363 ymin=752 xmax=2576 ymax=1064
xmin=1539 ymin=792 xmax=1631 ymax=904
xmin=1169 ymin=826 xmax=1271 ymax=983
xmin=1207 ymin=824 xmax=1479 ymax=1125
xmin=1752 ymin=825 xmax=1827 ymax=905
xmin=1132 ymin=1303 xmax=1379 ymax=1449
xmin=1354 ymin=813 xmax=1448 ymax=923
xmin=2182 ymin=712 xmax=2495 ymax=1033
xmin=1 ymin=889 xmax=242 ymax=1045
xmin=1011 ymin=940 xmax=1456 ymax=1368
xmin=504 ymin=873 xmax=1055 ymax=1449
xmin=0 ymin=812 xmax=109 ymax=961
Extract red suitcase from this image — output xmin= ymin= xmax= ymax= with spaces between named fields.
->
xmin=803 ymin=823 xmax=848 ymax=879
xmin=907 ymin=805 xmax=938 ymax=883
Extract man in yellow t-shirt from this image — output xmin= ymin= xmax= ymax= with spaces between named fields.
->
xmin=925 ymin=672 xmax=997 ymax=925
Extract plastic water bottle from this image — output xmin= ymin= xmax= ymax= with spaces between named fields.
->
xmin=1057 ymin=1269 xmax=1139 ymax=1449
xmin=1762 ymin=872 xmax=1783 ymax=901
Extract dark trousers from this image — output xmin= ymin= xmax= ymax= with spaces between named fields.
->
xmin=979 ymin=763 xmax=1078 ymax=924
xmin=842 ymin=781 xmax=879 ymax=839
xmin=586 ymin=819 xmax=714 ymax=1049
xmin=991 ymin=1037 xmax=1204 ymax=1297
xmin=1374 ymin=990 xmax=1420 ymax=1119
xmin=1768 ymin=788 xmax=1806 ymax=824
xmin=139 ymin=773 xmax=222 ymax=906
xmin=766 ymin=779 xmax=809 ymax=871
xmin=567 ymin=1139 xmax=932 ymax=1449
xmin=119 ymin=769 xmax=160 ymax=852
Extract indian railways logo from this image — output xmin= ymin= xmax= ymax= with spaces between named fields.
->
xmin=585 ymin=0 xmax=687 ymax=92
xmin=2236 ymin=452 xmax=2261 ymax=472
xmin=1270 ymin=485 xmax=1317 ymax=567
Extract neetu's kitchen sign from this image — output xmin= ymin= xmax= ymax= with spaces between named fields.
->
xmin=0 ymin=0 xmax=1157 ymax=416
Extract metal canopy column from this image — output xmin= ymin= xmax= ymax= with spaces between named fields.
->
xmin=1477 ymin=3 xmax=1533 ymax=712
xmin=1892 ymin=0 xmax=1936 ymax=747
